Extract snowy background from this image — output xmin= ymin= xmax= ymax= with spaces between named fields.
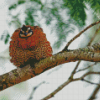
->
xmin=0 ymin=0 xmax=100 ymax=100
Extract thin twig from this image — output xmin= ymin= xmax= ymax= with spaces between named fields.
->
xmin=62 ymin=20 xmax=100 ymax=51
xmin=28 ymin=81 xmax=45 ymax=100
xmin=72 ymin=72 xmax=100 ymax=81
xmin=42 ymin=71 xmax=100 ymax=100
xmin=82 ymin=79 xmax=100 ymax=86
xmin=88 ymin=85 xmax=100 ymax=100
xmin=76 ymin=62 xmax=97 ymax=73
xmin=69 ymin=60 xmax=81 ymax=79
xmin=42 ymin=25 xmax=100 ymax=100
xmin=41 ymin=79 xmax=74 ymax=100
xmin=87 ymin=26 xmax=100 ymax=46
xmin=81 ymin=72 xmax=100 ymax=79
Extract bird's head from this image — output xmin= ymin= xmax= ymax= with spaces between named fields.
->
xmin=19 ymin=25 xmax=33 ymax=38
xmin=11 ymin=25 xmax=45 ymax=49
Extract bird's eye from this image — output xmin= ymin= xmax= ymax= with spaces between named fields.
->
xmin=28 ymin=29 xmax=32 ymax=33
xmin=20 ymin=30 xmax=23 ymax=34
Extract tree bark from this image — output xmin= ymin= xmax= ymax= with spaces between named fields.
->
xmin=0 ymin=43 xmax=100 ymax=91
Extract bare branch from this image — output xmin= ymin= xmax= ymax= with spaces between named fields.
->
xmin=81 ymin=72 xmax=100 ymax=79
xmin=42 ymin=71 xmax=100 ymax=100
xmin=72 ymin=26 xmax=100 ymax=76
xmin=41 ymin=79 xmax=73 ymax=100
xmin=72 ymin=71 xmax=100 ymax=82
xmin=88 ymin=85 xmax=100 ymax=100
xmin=62 ymin=20 xmax=100 ymax=51
xmin=41 ymin=24 xmax=100 ymax=100
xmin=69 ymin=60 xmax=81 ymax=79
xmin=82 ymin=79 xmax=100 ymax=85
xmin=87 ymin=26 xmax=100 ymax=46
xmin=28 ymin=81 xmax=45 ymax=100
xmin=76 ymin=62 xmax=97 ymax=73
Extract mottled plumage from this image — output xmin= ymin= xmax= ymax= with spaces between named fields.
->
xmin=9 ymin=25 xmax=52 ymax=67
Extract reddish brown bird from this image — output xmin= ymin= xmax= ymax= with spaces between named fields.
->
xmin=9 ymin=25 xmax=52 ymax=68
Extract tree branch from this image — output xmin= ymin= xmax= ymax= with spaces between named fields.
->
xmin=42 ymin=71 xmax=100 ymax=100
xmin=88 ymin=85 xmax=100 ymax=100
xmin=1 ymin=43 xmax=100 ymax=91
xmin=41 ymin=79 xmax=73 ymax=100
xmin=82 ymin=79 xmax=100 ymax=85
xmin=76 ymin=62 xmax=97 ymax=73
xmin=62 ymin=20 xmax=100 ymax=51
xmin=34 ymin=23 xmax=100 ymax=100
xmin=28 ymin=81 xmax=45 ymax=100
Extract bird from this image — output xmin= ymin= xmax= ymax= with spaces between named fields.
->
xmin=9 ymin=25 xmax=52 ymax=68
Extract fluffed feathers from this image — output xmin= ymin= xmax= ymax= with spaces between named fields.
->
xmin=9 ymin=25 xmax=52 ymax=67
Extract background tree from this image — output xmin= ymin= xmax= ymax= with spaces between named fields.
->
xmin=0 ymin=0 xmax=100 ymax=100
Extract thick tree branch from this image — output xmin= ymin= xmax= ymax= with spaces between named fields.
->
xmin=1 ymin=43 xmax=100 ymax=91
xmin=71 ymin=26 xmax=99 ymax=78
xmin=42 ymin=27 xmax=100 ymax=99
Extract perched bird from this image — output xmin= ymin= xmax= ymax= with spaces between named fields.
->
xmin=9 ymin=25 xmax=52 ymax=68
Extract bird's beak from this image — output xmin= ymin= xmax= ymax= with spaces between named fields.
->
xmin=24 ymin=32 xmax=28 ymax=36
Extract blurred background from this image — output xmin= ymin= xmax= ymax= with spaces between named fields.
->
xmin=0 ymin=0 xmax=100 ymax=100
